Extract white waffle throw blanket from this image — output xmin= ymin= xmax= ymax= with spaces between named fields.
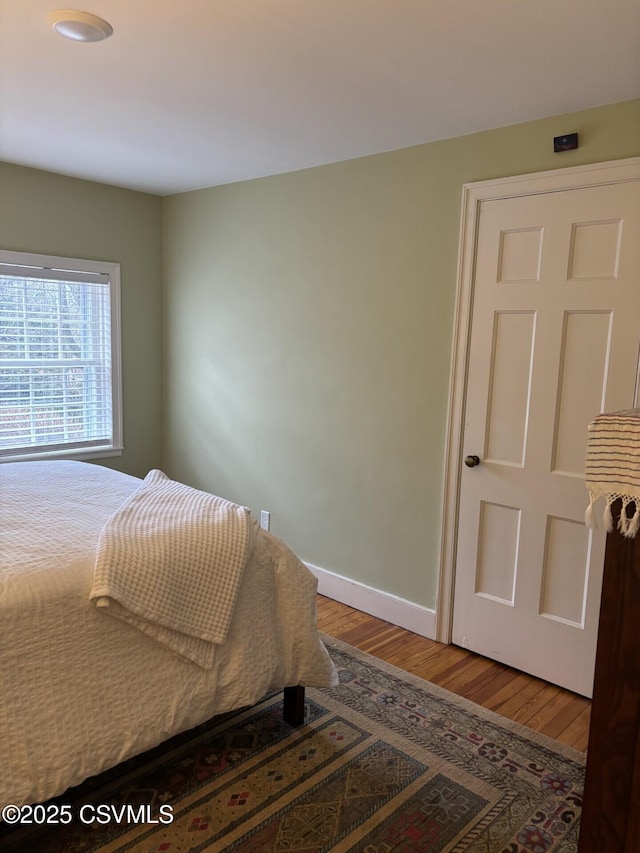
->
xmin=585 ymin=409 xmax=640 ymax=538
xmin=90 ymin=470 xmax=255 ymax=667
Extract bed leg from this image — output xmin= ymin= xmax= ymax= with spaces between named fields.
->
xmin=283 ymin=685 xmax=305 ymax=726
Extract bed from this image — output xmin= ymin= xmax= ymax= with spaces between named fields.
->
xmin=0 ymin=460 xmax=338 ymax=807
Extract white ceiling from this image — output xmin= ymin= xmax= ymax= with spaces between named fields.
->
xmin=1 ymin=1 xmax=638 ymax=196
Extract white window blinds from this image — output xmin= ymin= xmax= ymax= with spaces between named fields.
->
xmin=0 ymin=251 xmax=122 ymax=461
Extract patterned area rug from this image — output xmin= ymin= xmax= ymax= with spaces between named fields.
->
xmin=2 ymin=636 xmax=585 ymax=852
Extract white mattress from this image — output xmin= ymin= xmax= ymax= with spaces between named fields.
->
xmin=0 ymin=460 xmax=337 ymax=806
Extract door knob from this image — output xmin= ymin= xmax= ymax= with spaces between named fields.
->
xmin=464 ymin=455 xmax=480 ymax=468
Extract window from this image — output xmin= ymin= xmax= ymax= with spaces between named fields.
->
xmin=0 ymin=250 xmax=122 ymax=462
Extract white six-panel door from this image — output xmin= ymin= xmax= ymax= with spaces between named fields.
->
xmin=450 ymin=175 xmax=640 ymax=697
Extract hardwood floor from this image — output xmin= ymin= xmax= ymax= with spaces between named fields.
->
xmin=316 ymin=595 xmax=591 ymax=753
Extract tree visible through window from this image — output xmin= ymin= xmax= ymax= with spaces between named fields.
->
xmin=0 ymin=251 xmax=122 ymax=461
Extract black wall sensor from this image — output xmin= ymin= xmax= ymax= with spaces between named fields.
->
xmin=554 ymin=133 xmax=579 ymax=152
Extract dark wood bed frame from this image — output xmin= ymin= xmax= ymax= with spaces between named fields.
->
xmin=283 ymin=685 xmax=305 ymax=726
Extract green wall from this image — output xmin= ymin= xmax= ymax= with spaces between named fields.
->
xmin=163 ymin=99 xmax=640 ymax=610
xmin=3 ymin=102 xmax=636 ymax=611
xmin=0 ymin=163 xmax=164 ymax=477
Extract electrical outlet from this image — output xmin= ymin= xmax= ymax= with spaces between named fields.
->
xmin=260 ymin=510 xmax=270 ymax=531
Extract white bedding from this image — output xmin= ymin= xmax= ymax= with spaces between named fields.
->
xmin=0 ymin=460 xmax=337 ymax=807
xmin=91 ymin=468 xmax=256 ymax=667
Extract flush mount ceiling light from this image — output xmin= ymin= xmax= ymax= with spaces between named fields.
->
xmin=48 ymin=9 xmax=113 ymax=42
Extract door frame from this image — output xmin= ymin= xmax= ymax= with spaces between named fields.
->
xmin=435 ymin=156 xmax=640 ymax=645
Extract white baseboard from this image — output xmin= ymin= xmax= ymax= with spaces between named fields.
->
xmin=306 ymin=562 xmax=437 ymax=640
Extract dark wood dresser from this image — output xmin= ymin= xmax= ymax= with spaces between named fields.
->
xmin=578 ymin=505 xmax=640 ymax=851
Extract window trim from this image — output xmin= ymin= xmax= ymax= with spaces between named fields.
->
xmin=0 ymin=249 xmax=123 ymax=463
